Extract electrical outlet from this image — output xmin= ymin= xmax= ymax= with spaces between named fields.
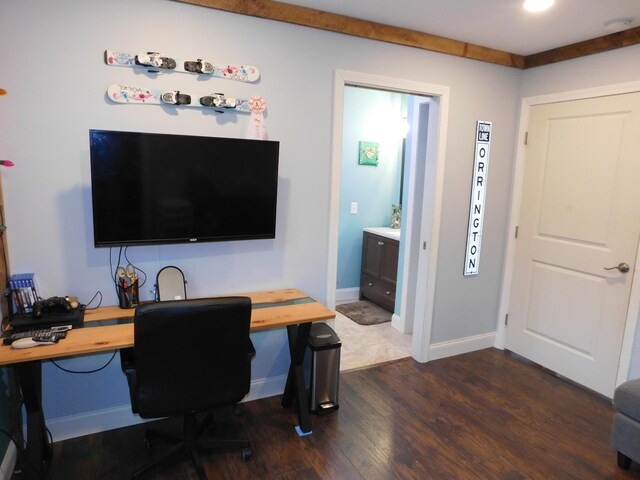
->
xmin=350 ymin=202 xmax=358 ymax=214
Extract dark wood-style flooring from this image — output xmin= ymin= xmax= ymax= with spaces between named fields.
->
xmin=36 ymin=348 xmax=640 ymax=479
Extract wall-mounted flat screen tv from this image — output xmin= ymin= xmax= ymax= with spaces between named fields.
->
xmin=89 ymin=129 xmax=280 ymax=247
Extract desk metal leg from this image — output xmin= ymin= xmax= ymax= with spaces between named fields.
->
xmin=15 ymin=361 xmax=49 ymax=480
xmin=282 ymin=322 xmax=312 ymax=434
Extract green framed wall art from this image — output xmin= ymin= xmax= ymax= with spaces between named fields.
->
xmin=358 ymin=141 xmax=379 ymax=166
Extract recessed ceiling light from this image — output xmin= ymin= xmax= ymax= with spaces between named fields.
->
xmin=523 ymin=0 xmax=555 ymax=12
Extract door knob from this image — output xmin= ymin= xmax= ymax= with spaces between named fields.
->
xmin=603 ymin=262 xmax=630 ymax=273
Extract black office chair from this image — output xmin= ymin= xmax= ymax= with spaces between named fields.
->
xmin=120 ymin=297 xmax=255 ymax=480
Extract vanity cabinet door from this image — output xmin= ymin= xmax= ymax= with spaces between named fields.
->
xmin=379 ymin=239 xmax=399 ymax=287
xmin=361 ymin=231 xmax=383 ymax=278
xmin=359 ymin=231 xmax=399 ymax=312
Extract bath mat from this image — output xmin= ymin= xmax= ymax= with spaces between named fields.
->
xmin=335 ymin=300 xmax=392 ymax=326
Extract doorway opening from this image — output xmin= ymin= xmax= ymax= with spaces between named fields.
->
xmin=333 ymin=85 xmax=416 ymax=371
xmin=326 ymin=71 xmax=450 ymax=370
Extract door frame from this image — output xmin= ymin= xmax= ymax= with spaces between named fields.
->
xmin=495 ymin=80 xmax=640 ymax=387
xmin=326 ymin=70 xmax=450 ymax=362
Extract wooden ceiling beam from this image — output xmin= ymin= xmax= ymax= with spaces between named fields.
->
xmin=173 ymin=0 xmax=640 ymax=70
xmin=523 ymin=26 xmax=640 ymax=69
xmin=173 ymin=0 xmax=525 ymax=68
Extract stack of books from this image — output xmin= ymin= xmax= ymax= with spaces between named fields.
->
xmin=9 ymin=273 xmax=38 ymax=314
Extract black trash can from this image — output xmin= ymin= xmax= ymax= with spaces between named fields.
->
xmin=308 ymin=322 xmax=341 ymax=415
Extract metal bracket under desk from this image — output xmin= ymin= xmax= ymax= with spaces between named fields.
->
xmin=14 ymin=360 xmax=51 ymax=480
xmin=282 ymin=322 xmax=313 ymax=435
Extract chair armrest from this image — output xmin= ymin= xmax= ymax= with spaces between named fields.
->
xmin=119 ymin=348 xmax=139 ymax=413
xmin=119 ymin=347 xmax=135 ymax=373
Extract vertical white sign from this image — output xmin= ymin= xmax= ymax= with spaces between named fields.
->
xmin=464 ymin=121 xmax=492 ymax=276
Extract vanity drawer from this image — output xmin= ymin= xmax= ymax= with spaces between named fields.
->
xmin=360 ymin=274 xmax=395 ymax=311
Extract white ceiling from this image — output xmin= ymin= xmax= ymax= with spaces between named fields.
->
xmin=278 ymin=0 xmax=640 ymax=56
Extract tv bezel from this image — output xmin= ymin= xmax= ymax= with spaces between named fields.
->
xmin=89 ymin=129 xmax=280 ymax=248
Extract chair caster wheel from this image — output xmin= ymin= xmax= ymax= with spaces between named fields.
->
xmin=618 ymin=451 xmax=632 ymax=470
xmin=241 ymin=447 xmax=252 ymax=460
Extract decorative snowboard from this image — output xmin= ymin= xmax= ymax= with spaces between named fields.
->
xmin=104 ymin=50 xmax=260 ymax=83
xmin=106 ymin=84 xmax=254 ymax=113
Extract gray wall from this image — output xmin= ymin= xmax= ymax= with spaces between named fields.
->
xmin=0 ymin=0 xmax=521 ymax=437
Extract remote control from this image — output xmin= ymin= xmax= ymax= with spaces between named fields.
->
xmin=3 ymin=325 xmax=71 ymax=345
xmin=11 ymin=337 xmax=58 ymax=349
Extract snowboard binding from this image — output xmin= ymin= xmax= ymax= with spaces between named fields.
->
xmin=161 ymin=90 xmax=191 ymax=105
xmin=184 ymin=59 xmax=214 ymax=75
xmin=199 ymin=94 xmax=238 ymax=109
xmin=135 ymin=52 xmax=176 ymax=70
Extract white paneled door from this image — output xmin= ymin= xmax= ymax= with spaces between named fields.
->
xmin=506 ymin=92 xmax=640 ymax=397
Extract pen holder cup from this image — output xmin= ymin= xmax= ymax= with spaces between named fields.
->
xmin=117 ymin=280 xmax=139 ymax=309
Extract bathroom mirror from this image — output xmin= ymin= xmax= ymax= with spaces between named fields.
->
xmin=155 ymin=266 xmax=187 ymax=301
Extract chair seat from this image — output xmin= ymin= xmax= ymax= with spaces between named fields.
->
xmin=614 ymin=379 xmax=640 ymax=421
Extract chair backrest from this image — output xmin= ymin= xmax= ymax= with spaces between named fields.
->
xmin=132 ymin=296 xmax=252 ymax=418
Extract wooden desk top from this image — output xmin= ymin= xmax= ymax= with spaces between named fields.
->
xmin=0 ymin=289 xmax=334 ymax=366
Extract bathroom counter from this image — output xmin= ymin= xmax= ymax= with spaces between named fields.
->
xmin=363 ymin=227 xmax=401 ymax=241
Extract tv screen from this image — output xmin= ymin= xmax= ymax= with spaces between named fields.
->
xmin=89 ymin=130 xmax=279 ymax=247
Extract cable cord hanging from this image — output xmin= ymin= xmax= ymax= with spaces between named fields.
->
xmin=124 ymin=246 xmax=147 ymax=287
xmin=50 ymin=349 xmax=118 ymax=374
xmin=83 ymin=290 xmax=103 ymax=310
xmin=109 ymin=246 xmax=124 ymax=298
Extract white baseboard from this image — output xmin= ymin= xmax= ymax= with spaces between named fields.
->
xmin=391 ymin=313 xmax=408 ymax=333
xmin=46 ymin=405 xmax=148 ymax=443
xmin=428 ymin=332 xmax=496 ymax=361
xmin=245 ymin=374 xmax=287 ymax=403
xmin=335 ymin=287 xmax=360 ymax=303
xmin=0 ymin=442 xmax=17 ymax=480
xmin=46 ymin=374 xmax=288 ymax=442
